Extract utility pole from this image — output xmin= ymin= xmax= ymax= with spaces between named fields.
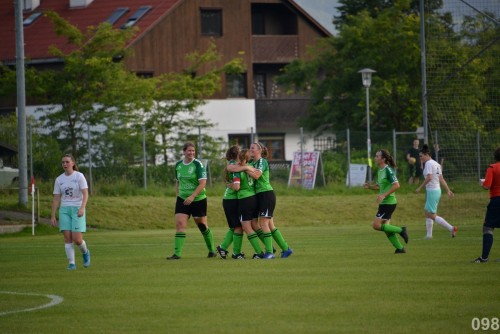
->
xmin=14 ymin=0 xmax=28 ymax=206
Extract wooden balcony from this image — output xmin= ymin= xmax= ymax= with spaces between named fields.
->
xmin=255 ymin=98 xmax=310 ymax=130
xmin=252 ymin=35 xmax=299 ymax=63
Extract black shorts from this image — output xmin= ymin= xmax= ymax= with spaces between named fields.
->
xmin=222 ymin=199 xmax=241 ymax=228
xmin=484 ymin=197 xmax=500 ymax=228
xmin=256 ymin=190 xmax=276 ymax=218
xmin=175 ymin=197 xmax=207 ymax=218
xmin=376 ymin=204 xmax=397 ymax=220
xmin=238 ymin=195 xmax=259 ymax=222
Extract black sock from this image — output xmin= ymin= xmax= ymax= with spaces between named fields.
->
xmin=482 ymin=233 xmax=493 ymax=260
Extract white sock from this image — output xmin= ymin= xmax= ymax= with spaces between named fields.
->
xmin=65 ymin=243 xmax=75 ymax=264
xmin=435 ymin=216 xmax=453 ymax=232
xmin=426 ymin=218 xmax=434 ymax=238
xmin=77 ymin=240 xmax=88 ymax=254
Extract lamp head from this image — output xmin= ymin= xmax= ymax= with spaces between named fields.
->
xmin=358 ymin=68 xmax=376 ymax=88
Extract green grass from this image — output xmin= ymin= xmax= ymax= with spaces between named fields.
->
xmin=0 ymin=223 xmax=498 ymax=333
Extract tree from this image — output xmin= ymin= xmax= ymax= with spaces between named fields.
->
xmin=334 ymin=0 xmax=444 ymax=28
xmin=278 ymin=0 xmax=423 ymax=132
xmin=38 ymin=11 xmax=153 ymax=161
xmin=144 ymin=42 xmax=245 ymax=165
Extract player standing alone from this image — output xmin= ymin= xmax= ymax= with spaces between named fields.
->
xmin=473 ymin=147 xmax=500 ymax=263
xmin=364 ymin=149 xmax=408 ymax=253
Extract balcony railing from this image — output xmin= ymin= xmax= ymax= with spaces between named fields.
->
xmin=255 ymin=98 xmax=310 ymax=129
xmin=252 ymin=35 xmax=299 ymax=63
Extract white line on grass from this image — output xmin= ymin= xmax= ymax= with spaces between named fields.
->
xmin=0 ymin=291 xmax=63 ymax=316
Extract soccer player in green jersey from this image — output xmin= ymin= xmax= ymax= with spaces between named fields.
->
xmin=249 ymin=142 xmax=293 ymax=259
xmin=364 ymin=149 xmax=409 ymax=253
xmin=232 ymin=149 xmax=265 ymax=259
xmin=167 ymin=142 xmax=215 ymax=259
xmin=216 ymin=146 xmax=244 ymax=259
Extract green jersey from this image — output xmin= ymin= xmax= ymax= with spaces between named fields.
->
xmin=377 ymin=165 xmax=398 ymax=205
xmin=175 ymin=159 xmax=207 ymax=201
xmin=223 ymin=160 xmax=238 ymax=200
xmin=235 ymin=164 xmax=256 ymax=199
xmin=253 ymin=157 xmax=273 ymax=193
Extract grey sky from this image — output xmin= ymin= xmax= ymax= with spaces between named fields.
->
xmin=294 ymin=0 xmax=340 ymax=35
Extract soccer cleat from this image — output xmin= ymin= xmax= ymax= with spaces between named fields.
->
xmin=67 ymin=263 xmax=76 ymax=270
xmin=280 ymin=248 xmax=293 ymax=258
xmin=425 ymin=236 xmax=433 ymax=240
xmin=451 ymin=226 xmax=457 ymax=238
xmin=394 ymin=248 xmax=406 ymax=254
xmin=472 ymin=257 xmax=488 ymax=263
xmin=207 ymin=252 xmax=217 ymax=258
xmin=166 ymin=254 xmax=181 ymax=260
xmin=400 ymin=226 xmax=409 ymax=244
xmin=263 ymin=252 xmax=275 ymax=259
xmin=216 ymin=245 xmax=228 ymax=259
xmin=83 ymin=250 xmax=90 ymax=268
xmin=252 ymin=253 xmax=264 ymax=259
xmin=231 ymin=253 xmax=245 ymax=259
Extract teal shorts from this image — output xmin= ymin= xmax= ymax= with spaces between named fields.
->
xmin=58 ymin=206 xmax=86 ymax=233
xmin=425 ymin=188 xmax=441 ymax=214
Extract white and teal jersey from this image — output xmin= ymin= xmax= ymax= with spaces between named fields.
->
xmin=53 ymin=171 xmax=88 ymax=207
xmin=377 ymin=165 xmax=398 ymax=205
xmin=253 ymin=157 xmax=273 ymax=193
xmin=235 ymin=164 xmax=256 ymax=199
xmin=175 ymin=159 xmax=207 ymax=201
xmin=223 ymin=160 xmax=238 ymax=200
xmin=423 ymin=159 xmax=441 ymax=190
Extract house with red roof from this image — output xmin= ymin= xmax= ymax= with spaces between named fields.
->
xmin=0 ymin=0 xmax=332 ymax=161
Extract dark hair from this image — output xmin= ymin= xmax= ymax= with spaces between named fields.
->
xmin=226 ymin=145 xmax=240 ymax=161
xmin=495 ymin=147 xmax=500 ymax=162
xmin=379 ymin=149 xmax=396 ymax=168
xmin=63 ymin=154 xmax=79 ymax=171
xmin=238 ymin=149 xmax=250 ymax=165
xmin=420 ymin=144 xmax=431 ymax=155
xmin=183 ymin=142 xmax=195 ymax=151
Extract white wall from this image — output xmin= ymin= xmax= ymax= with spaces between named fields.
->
xmin=283 ymin=129 xmax=316 ymax=161
xmin=199 ymin=99 xmax=256 ymax=140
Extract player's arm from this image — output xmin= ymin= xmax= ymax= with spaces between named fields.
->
xmin=247 ymin=167 xmax=262 ymax=180
xmin=416 ymin=173 xmax=431 ymax=193
xmin=482 ymin=167 xmax=493 ymax=190
xmin=377 ymin=181 xmax=400 ymax=203
xmin=78 ymin=188 xmax=88 ymax=217
xmin=364 ymin=182 xmax=379 ymax=190
xmin=51 ymin=194 xmax=61 ymax=226
xmin=438 ymin=174 xmax=454 ymax=197
xmin=227 ymin=164 xmax=251 ymax=173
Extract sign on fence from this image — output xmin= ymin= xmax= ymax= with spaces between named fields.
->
xmin=288 ymin=151 xmax=324 ymax=189
xmin=346 ymin=164 xmax=367 ymax=187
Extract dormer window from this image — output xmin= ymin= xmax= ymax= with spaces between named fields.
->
xmin=121 ymin=6 xmax=152 ymax=29
xmin=106 ymin=7 xmax=129 ymax=25
xmin=23 ymin=12 xmax=42 ymax=26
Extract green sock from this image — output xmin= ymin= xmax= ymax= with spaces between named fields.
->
xmin=247 ymin=232 xmax=263 ymax=254
xmin=201 ymin=228 xmax=215 ymax=252
xmin=220 ymin=228 xmax=234 ymax=250
xmin=263 ymin=232 xmax=273 ymax=253
xmin=233 ymin=232 xmax=243 ymax=254
xmin=385 ymin=232 xmax=403 ymax=250
xmin=255 ymin=228 xmax=265 ymax=242
xmin=271 ymin=228 xmax=289 ymax=251
xmin=174 ymin=232 xmax=186 ymax=256
xmin=381 ymin=223 xmax=402 ymax=234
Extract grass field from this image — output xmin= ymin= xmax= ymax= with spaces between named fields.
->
xmin=0 ymin=222 xmax=498 ymax=333
xmin=0 ymin=185 xmax=496 ymax=333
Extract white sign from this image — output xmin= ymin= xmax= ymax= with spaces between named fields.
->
xmin=346 ymin=164 xmax=367 ymax=187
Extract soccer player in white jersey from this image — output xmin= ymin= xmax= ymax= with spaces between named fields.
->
xmin=51 ymin=154 xmax=90 ymax=270
xmin=415 ymin=144 xmax=456 ymax=239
